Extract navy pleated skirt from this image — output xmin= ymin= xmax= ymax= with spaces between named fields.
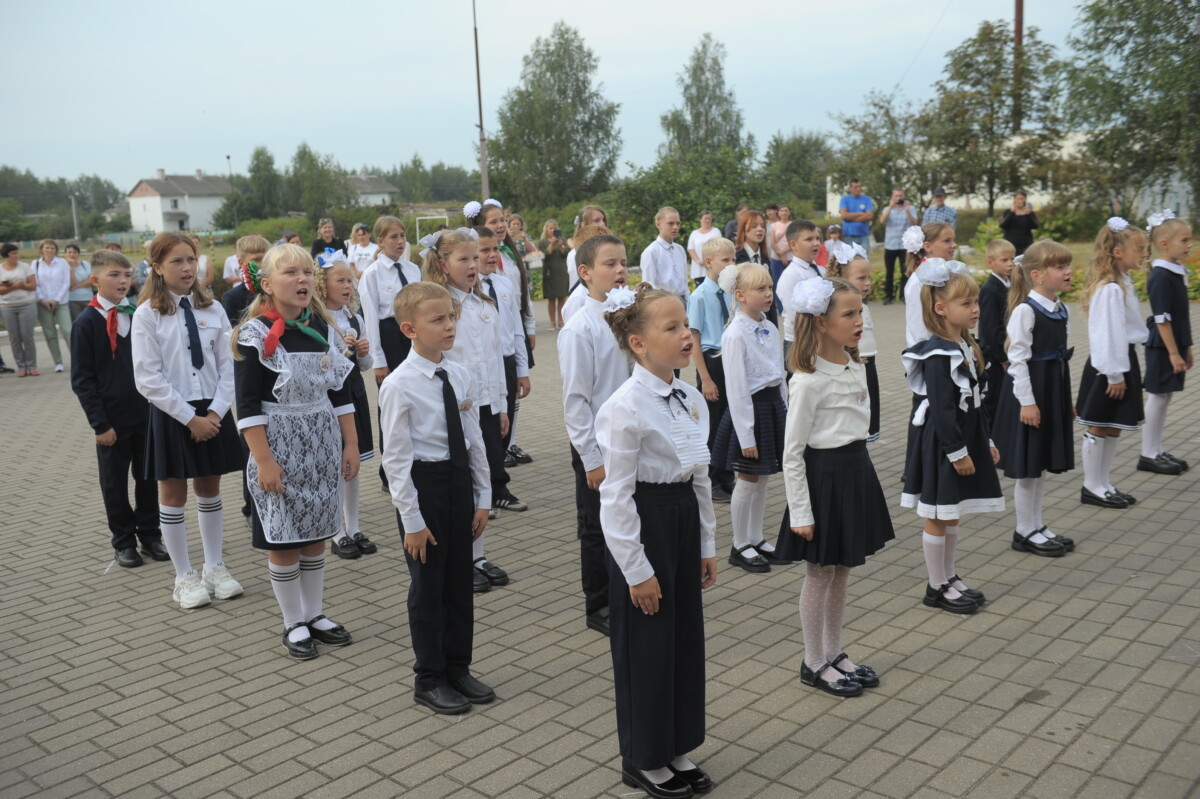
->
xmin=144 ymin=400 xmax=243 ymax=481
xmin=713 ymin=386 xmax=786 ymax=475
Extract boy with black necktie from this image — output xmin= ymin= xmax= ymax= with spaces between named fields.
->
xmin=378 ymin=282 xmax=495 ymax=715
xmin=70 ymin=250 xmax=169 ymax=567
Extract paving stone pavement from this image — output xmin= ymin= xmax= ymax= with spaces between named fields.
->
xmin=3 ymin=299 xmax=1199 ymax=799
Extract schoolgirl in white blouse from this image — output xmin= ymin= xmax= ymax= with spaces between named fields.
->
xmin=596 ymin=284 xmax=717 ymax=797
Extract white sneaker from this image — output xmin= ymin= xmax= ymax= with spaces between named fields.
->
xmin=173 ymin=570 xmax=212 ymax=609
xmin=54 ymin=363 xmax=64 ymax=373
xmin=202 ymin=562 xmax=243 ymax=600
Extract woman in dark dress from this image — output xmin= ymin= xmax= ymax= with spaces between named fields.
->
xmin=538 ymin=219 xmax=570 ymax=329
xmin=999 ymin=192 xmax=1040 ymax=255
xmin=310 ymin=218 xmax=347 ymax=257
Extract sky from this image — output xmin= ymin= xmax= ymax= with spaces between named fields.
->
xmin=3 ymin=0 xmax=1080 ymax=194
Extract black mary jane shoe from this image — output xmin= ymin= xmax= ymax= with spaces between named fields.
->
xmin=831 ymin=652 xmax=880 ymax=688
xmin=115 ymin=547 xmax=144 ymax=568
xmin=586 ymin=606 xmax=611 ymax=637
xmin=474 ymin=558 xmax=510 ymax=586
xmin=1035 ymin=526 xmax=1074 ymax=552
xmin=922 ymin=583 xmax=980 ymax=614
xmin=753 ymin=541 xmax=792 ymax=566
xmin=414 ymin=684 xmax=471 ymax=715
xmin=306 ymin=615 xmax=352 ymax=647
xmin=800 ymin=661 xmax=863 ymax=697
xmin=947 ymin=575 xmax=986 ymax=605
xmin=621 ymin=760 xmax=694 ymax=799
xmin=1111 ymin=488 xmax=1136 ymax=505
xmin=472 ymin=570 xmax=491 ymax=594
xmin=1137 ymin=454 xmax=1182 ymax=475
xmin=282 ymin=624 xmax=318 ymax=661
xmin=330 ymin=536 xmax=362 ymax=560
xmin=449 ymin=673 xmax=496 ymax=704
xmin=1080 ymin=486 xmax=1128 ymax=509
xmin=728 ymin=544 xmax=770 ymax=573
xmin=668 ymin=763 xmax=714 ymax=795
xmin=140 ymin=540 xmax=171 ymax=562
xmin=1011 ymin=530 xmax=1066 ymax=558
xmin=353 ymin=532 xmax=378 ymax=554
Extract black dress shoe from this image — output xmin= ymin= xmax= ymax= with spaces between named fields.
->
xmin=668 ymin=763 xmax=714 ymax=795
xmin=140 ymin=540 xmax=171 ymax=561
xmin=473 ymin=570 xmax=491 ymax=594
xmin=306 ymin=615 xmax=352 ymax=647
xmin=1111 ymin=488 xmax=1136 ymax=505
xmin=1036 ymin=526 xmax=1074 ymax=552
xmin=1137 ymin=454 xmax=1183 ymax=475
xmin=115 ymin=547 xmax=144 ymax=568
xmin=504 ymin=452 xmax=518 ymax=468
xmin=282 ymin=625 xmax=318 ymax=660
xmin=728 ymin=544 xmax=770 ymax=573
xmin=449 ymin=673 xmax=495 ymax=704
xmin=352 ymin=532 xmax=378 ymax=554
xmin=508 ymin=445 xmax=533 ymax=464
xmin=330 ymin=536 xmax=362 ymax=559
xmin=1011 ymin=530 xmax=1067 ymax=558
xmin=586 ymin=607 xmax=611 ymax=636
xmin=621 ymin=760 xmax=693 ymax=799
xmin=474 ymin=558 xmax=509 ymax=586
xmin=1163 ymin=451 xmax=1189 ymax=471
xmin=753 ymin=541 xmax=792 ymax=566
xmin=922 ymin=583 xmax=980 ymax=614
xmin=414 ymin=684 xmax=471 ymax=714
xmin=710 ymin=484 xmax=732 ymax=504
xmin=831 ymin=652 xmax=880 ymax=688
xmin=1080 ymin=486 xmax=1128 ymax=509
xmin=947 ymin=574 xmax=986 ymax=604
xmin=800 ymin=661 xmax=863 ymax=697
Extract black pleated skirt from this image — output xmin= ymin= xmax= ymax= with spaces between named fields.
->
xmin=713 ymin=386 xmax=786 ymax=475
xmin=993 ymin=356 xmax=1075 ymax=479
xmin=1076 ymin=345 xmax=1144 ymax=430
xmin=1144 ymin=346 xmax=1186 ymax=394
xmin=349 ymin=389 xmax=376 ymax=460
xmin=607 ymin=480 xmax=705 ymax=770
xmin=773 ymin=441 xmax=894 ymax=566
xmin=144 ymin=400 xmax=243 ymax=481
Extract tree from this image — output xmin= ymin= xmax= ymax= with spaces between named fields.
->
xmin=761 ymin=130 xmax=832 ymax=209
xmin=928 ymin=20 xmax=1061 ymax=216
xmin=1063 ymin=0 xmax=1200 ymax=216
xmin=287 ymin=143 xmax=355 ymax=219
xmin=659 ymin=33 xmax=754 ymax=161
xmin=246 ymin=146 xmax=283 ymax=219
xmin=393 ymin=155 xmax=432 ymax=202
xmin=429 ymin=162 xmax=474 ymax=201
xmin=488 ymin=22 xmax=621 ymax=208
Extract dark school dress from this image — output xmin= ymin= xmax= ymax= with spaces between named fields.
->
xmin=901 ymin=337 xmax=1005 ymax=519
xmin=338 ymin=313 xmax=376 ymax=460
xmin=235 ymin=317 xmax=355 ymax=551
xmin=977 ymin=273 xmax=1009 ymax=423
xmin=538 ymin=238 xmax=570 ymax=299
xmin=1076 ymin=346 xmax=1145 ymax=430
xmin=1143 ymin=265 xmax=1192 ymax=395
xmin=993 ymin=299 xmax=1075 ymax=479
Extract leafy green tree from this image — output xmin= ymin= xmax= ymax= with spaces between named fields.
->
xmin=659 ymin=33 xmax=754 ymax=161
xmin=488 ymin=22 xmax=621 ymax=208
xmin=68 ymin=174 xmax=123 ymax=214
xmin=429 ymin=162 xmax=474 ymax=201
xmin=761 ymin=130 xmax=832 ymax=209
xmin=286 ymin=143 xmax=356 ymax=220
xmin=393 ymin=155 xmax=433 ymax=202
xmin=0 ymin=198 xmax=36 ymax=241
xmin=247 ymin=146 xmax=283 ymax=218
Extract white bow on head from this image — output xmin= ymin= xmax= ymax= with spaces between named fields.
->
xmin=792 ymin=277 xmax=835 ymax=316
xmin=462 ymin=200 xmax=482 ymax=219
xmin=716 ymin=263 xmax=740 ymax=294
xmin=1147 ymin=209 xmax=1176 ymax=231
xmin=603 ymin=285 xmax=637 ymax=312
xmin=1107 ymin=217 xmax=1130 ymax=233
xmin=316 ymin=248 xmax=347 ymax=268
xmin=915 ymin=258 xmax=951 ymax=287
xmin=828 ymin=241 xmax=854 ymax=266
xmin=901 ymin=226 xmax=926 ymax=255
xmin=483 ymin=198 xmax=503 ymax=209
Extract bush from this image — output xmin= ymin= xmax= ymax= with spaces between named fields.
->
xmin=970 ymin=219 xmax=1003 ymax=254
xmin=1036 ymin=202 xmax=1109 ymax=243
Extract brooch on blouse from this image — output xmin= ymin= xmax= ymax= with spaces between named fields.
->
xmin=690 ymin=403 xmax=700 ymax=421
xmin=459 ymin=399 xmax=472 ymax=412
xmin=319 ymin=355 xmax=331 ymax=372
xmin=197 ymin=318 xmax=208 ymax=328
xmin=384 ymin=283 xmax=394 ymax=292
xmin=857 ymin=390 xmax=867 ymax=405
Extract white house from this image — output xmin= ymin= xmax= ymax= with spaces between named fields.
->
xmin=129 ymin=169 xmax=234 ymax=233
xmin=347 ymin=172 xmax=398 ymax=206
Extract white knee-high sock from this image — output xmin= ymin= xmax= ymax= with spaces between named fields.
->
xmin=1032 ymin=476 xmax=1049 ymax=533
xmin=922 ymin=532 xmax=949 ymax=590
xmin=1102 ymin=436 xmax=1121 ymax=492
xmin=298 ymin=554 xmax=337 ymax=629
xmin=730 ymin=479 xmax=758 ymax=552
xmin=196 ymin=494 xmax=224 ymax=571
xmin=341 ymin=474 xmax=361 ymax=538
xmin=472 ymin=533 xmax=485 ymax=562
xmin=823 ymin=566 xmax=850 ymax=665
xmin=943 ymin=525 xmax=963 ymax=589
xmin=1014 ymin=478 xmax=1047 ymax=542
xmin=1142 ymin=393 xmax=1169 ymax=458
xmin=269 ymin=562 xmax=308 ymax=639
xmin=159 ymin=503 xmax=190 ymax=577
xmin=748 ymin=476 xmax=769 ymax=548
xmin=800 ymin=563 xmax=832 ymax=671
xmin=1082 ymin=432 xmax=1108 ymax=496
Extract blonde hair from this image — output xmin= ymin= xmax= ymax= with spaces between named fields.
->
xmin=315 ymin=260 xmax=359 ymax=311
xmin=732 ymin=262 xmax=773 ymax=295
xmin=373 ymin=215 xmax=406 ymax=243
xmin=604 ymin=283 xmax=679 ymax=360
xmin=394 ymin=281 xmax=456 ymax=325
xmin=421 ymin=230 xmax=493 ymax=306
xmin=985 ymin=238 xmax=1016 ymax=258
xmin=90 ymin=250 xmax=132 ymax=273
xmin=920 ymin=272 xmax=985 ymax=372
xmin=141 ymin=232 xmax=213 ymax=312
xmin=787 ymin=278 xmax=863 ymax=374
xmin=1150 ymin=217 xmax=1191 ymax=254
xmin=230 ymin=244 xmax=334 ymax=358
xmin=236 ymin=234 xmax=271 ymax=261
xmin=1007 ymin=239 xmax=1074 ymax=321
xmin=540 ymin=219 xmax=559 ymax=240
xmin=702 ymin=236 xmax=735 ymax=261
xmin=654 ymin=206 xmax=679 ymax=225
xmin=1080 ymin=223 xmax=1144 ymax=313
xmin=906 ymin=221 xmax=954 ymax=276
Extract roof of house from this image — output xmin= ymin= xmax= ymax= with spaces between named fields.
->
xmin=130 ymin=174 xmax=233 ymax=198
xmin=348 ymin=174 xmax=398 ymax=194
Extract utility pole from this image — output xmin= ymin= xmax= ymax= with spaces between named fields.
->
xmin=70 ymin=193 xmax=80 ymax=240
xmin=1013 ymin=0 xmax=1024 ymax=133
xmin=473 ymin=0 xmax=490 ymax=198
xmin=226 ymin=154 xmax=239 ymax=227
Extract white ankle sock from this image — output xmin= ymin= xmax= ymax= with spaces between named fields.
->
xmin=1101 ymin=435 xmax=1120 ymax=492
xmin=1082 ymin=433 xmax=1108 ymax=496
xmin=670 ymin=755 xmax=696 ymax=771
xmin=342 ymin=474 xmax=361 ymax=538
xmin=298 ymin=554 xmax=336 ymax=628
xmin=269 ymin=562 xmax=307 ymax=636
xmin=1142 ymin=393 xmax=1169 ymax=458
xmin=159 ymin=504 xmax=190 ymax=576
xmin=472 ymin=533 xmax=485 ymax=561
xmin=640 ymin=767 xmax=674 ymax=784
xmin=196 ymin=495 xmax=224 ymax=571
xmin=730 ymin=479 xmax=756 ymax=550
xmin=922 ymin=532 xmax=961 ymax=597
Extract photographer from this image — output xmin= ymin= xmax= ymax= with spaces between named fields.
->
xmin=538 ymin=220 xmax=570 ymax=329
xmin=880 ymin=188 xmax=918 ymax=304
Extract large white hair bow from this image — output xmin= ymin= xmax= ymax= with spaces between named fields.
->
xmin=792 ymin=277 xmax=835 ymax=316
xmin=901 ymin=226 xmax=926 ymax=254
xmin=483 ymin=198 xmax=503 ymax=209
xmin=1107 ymin=217 xmax=1130 ymax=233
xmin=716 ymin=263 xmax=740 ymax=294
xmin=462 ymin=201 xmax=482 ymax=219
xmin=1147 ymin=209 xmax=1176 ymax=231
xmin=604 ymin=285 xmax=637 ymax=312
xmin=915 ymin=258 xmax=951 ymax=286
xmin=316 ymin=247 xmax=347 ymax=268
xmin=828 ymin=241 xmax=854 ymax=265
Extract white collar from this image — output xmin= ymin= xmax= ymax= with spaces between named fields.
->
xmin=95 ymin=294 xmax=132 ymax=312
xmin=814 ymin=355 xmax=853 ymax=376
xmin=448 ymin=285 xmax=476 ymax=303
xmin=169 ymin=291 xmax=191 ymax=307
xmin=990 ymin=272 xmax=1011 ymax=287
xmin=656 ymin=237 xmax=678 ymax=250
xmin=734 ymin=310 xmax=767 ymax=331
xmin=789 ymin=256 xmax=814 ymax=271
xmin=406 ymin=349 xmax=446 ymax=378
xmin=1026 ymin=290 xmax=1061 ymax=311
xmin=1152 ymin=259 xmax=1187 ymax=276
xmin=632 ymin=362 xmax=678 ymax=397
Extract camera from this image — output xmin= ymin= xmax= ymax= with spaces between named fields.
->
xmin=553 ymin=229 xmax=562 ymax=239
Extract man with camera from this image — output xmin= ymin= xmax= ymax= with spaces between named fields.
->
xmin=880 ymin=188 xmax=918 ymax=305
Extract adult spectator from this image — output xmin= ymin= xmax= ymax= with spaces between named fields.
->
xmin=880 ymin=188 xmax=918 ymax=305
xmin=509 ymin=214 xmax=537 ymax=258
xmin=686 ymin=210 xmax=722 ymax=286
xmin=309 ymin=218 xmax=346 ymax=256
xmin=130 ymin=240 xmax=152 ymax=299
xmin=537 ymin=220 xmax=569 ymax=329
xmin=838 ymin=180 xmax=875 ymax=251
xmin=190 ymin=234 xmax=214 ymax=290
xmin=32 ymin=239 xmax=72 ymax=371
xmin=346 ymin=222 xmax=379 ymax=278
xmin=724 ymin=202 xmax=748 ymax=240
xmin=65 ymin=243 xmax=93 ymax=320
xmin=769 ymin=205 xmax=793 ymax=286
xmin=922 ymin=186 xmax=957 ymax=228
xmin=999 ymin=191 xmax=1040 ymax=255
xmin=0 ymin=243 xmax=38 ymax=375
xmin=763 ymin=204 xmax=780 ymax=262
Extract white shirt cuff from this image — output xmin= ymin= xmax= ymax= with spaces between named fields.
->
xmin=332 ymin=404 xmax=355 ymax=417
xmin=236 ymin=415 xmax=268 ymax=431
xmin=945 ymin=446 xmax=970 ymax=462
xmin=623 ymin=559 xmax=655 ymax=587
xmin=400 ymin=510 xmax=427 ymax=534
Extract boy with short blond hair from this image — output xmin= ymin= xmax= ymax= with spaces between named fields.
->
xmin=689 ymin=237 xmax=737 ymax=501
xmin=979 ymin=238 xmax=1017 ymax=420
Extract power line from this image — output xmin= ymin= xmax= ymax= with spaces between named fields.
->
xmin=890 ymin=0 xmax=956 ymax=98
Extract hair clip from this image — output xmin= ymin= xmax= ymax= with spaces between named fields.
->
xmin=716 ymin=263 xmax=740 ymax=293
xmin=462 ymin=201 xmax=482 ymax=219
xmin=901 ymin=226 xmax=926 ymax=255
xmin=1146 ymin=209 xmax=1176 ymax=231
xmin=603 ymin=285 xmax=637 ymax=312
xmin=915 ymin=258 xmax=951 ymax=287
xmin=316 ymin=247 xmax=347 ymax=268
xmin=1107 ymin=217 xmax=1130 ymax=233
xmin=792 ymin=277 xmax=834 ymax=315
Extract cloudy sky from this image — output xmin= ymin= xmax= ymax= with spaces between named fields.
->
xmin=6 ymin=0 xmax=1078 ymax=192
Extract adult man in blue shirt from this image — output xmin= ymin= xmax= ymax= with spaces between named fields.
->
xmin=838 ymin=180 xmax=875 ymax=251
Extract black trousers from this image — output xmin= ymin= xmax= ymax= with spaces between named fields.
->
xmin=982 ymin=361 xmax=1005 ymax=428
xmin=864 ymin=356 xmax=881 ymax=439
xmin=479 ymin=405 xmax=511 ymax=498
xmin=501 ymin=353 xmax=518 ymax=451
xmin=700 ymin=350 xmax=734 ymax=489
xmin=884 ymin=248 xmax=907 ymax=301
xmin=608 ymin=480 xmax=705 ymax=770
xmin=570 ymin=447 xmax=609 ymax=616
xmin=97 ymin=424 xmax=160 ymax=550
xmin=398 ymin=461 xmax=474 ymax=690
xmin=377 ymin=317 xmax=410 ymax=487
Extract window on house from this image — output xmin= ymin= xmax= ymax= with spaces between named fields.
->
xmin=171 ymin=199 xmax=179 ymax=209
